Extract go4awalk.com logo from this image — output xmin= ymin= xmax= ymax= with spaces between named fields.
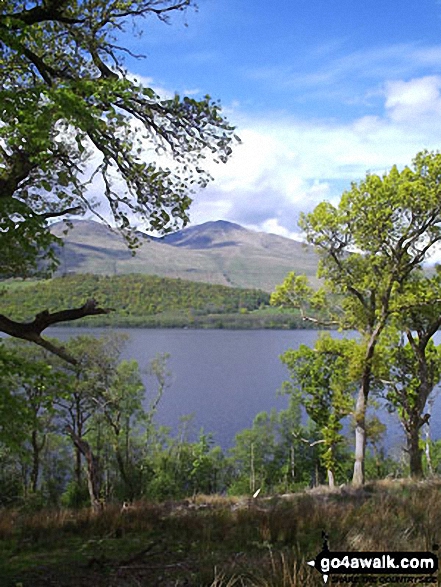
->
xmin=307 ymin=533 xmax=438 ymax=584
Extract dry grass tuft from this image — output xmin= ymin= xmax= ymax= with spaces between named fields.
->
xmin=2 ymin=481 xmax=441 ymax=586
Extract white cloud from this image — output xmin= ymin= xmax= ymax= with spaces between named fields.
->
xmin=244 ymin=42 xmax=441 ymax=115
xmin=81 ymin=62 xmax=441 ymax=241
xmin=190 ymin=73 xmax=441 ymax=236
xmin=247 ymin=43 xmax=441 ymax=93
xmin=255 ymin=218 xmax=304 ymax=241
xmin=385 ymin=76 xmax=441 ymax=122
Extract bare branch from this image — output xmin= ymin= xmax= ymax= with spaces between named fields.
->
xmin=0 ymin=300 xmax=113 ymax=365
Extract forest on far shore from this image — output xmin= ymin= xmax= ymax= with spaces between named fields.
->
xmin=0 ymin=274 xmax=311 ymax=329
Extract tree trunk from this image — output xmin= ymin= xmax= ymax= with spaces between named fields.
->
xmin=250 ymin=442 xmax=256 ymax=493
xmin=404 ymin=330 xmax=437 ymax=479
xmin=66 ymin=426 xmax=102 ymax=512
xmin=406 ymin=414 xmax=426 ymax=479
xmin=408 ymin=428 xmax=423 ymax=479
xmin=425 ymin=432 xmax=433 ymax=476
xmin=327 ymin=468 xmax=335 ymax=489
xmin=424 ymin=406 xmax=434 ymax=476
xmin=115 ymin=444 xmax=133 ymax=500
xmin=352 ymin=328 xmax=381 ymax=486
xmin=290 ymin=445 xmax=295 ymax=483
xmin=74 ymin=446 xmax=82 ymax=485
xmin=30 ymin=430 xmax=46 ymax=493
xmin=352 ymin=381 xmax=368 ymax=486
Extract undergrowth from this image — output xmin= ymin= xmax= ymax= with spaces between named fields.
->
xmin=0 ymin=480 xmax=440 ymax=586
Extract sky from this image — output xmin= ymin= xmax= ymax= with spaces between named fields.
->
xmin=114 ymin=0 xmax=441 ymax=239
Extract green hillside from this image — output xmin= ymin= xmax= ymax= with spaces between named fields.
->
xmin=0 ymin=274 xmax=305 ymax=329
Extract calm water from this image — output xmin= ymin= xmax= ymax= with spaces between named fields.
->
xmin=45 ymin=328 xmax=319 ymax=447
xmin=37 ymin=327 xmax=427 ymax=452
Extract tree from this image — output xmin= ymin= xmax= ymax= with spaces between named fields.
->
xmin=0 ymin=0 xmax=239 ymax=361
xmin=0 ymin=339 xmax=68 ymax=493
xmin=93 ymin=353 xmax=171 ymax=501
xmin=227 ymin=397 xmax=313 ymax=495
xmin=376 ymin=337 xmax=441 ymax=479
xmin=94 ymin=359 xmax=145 ymax=500
xmin=280 ymin=335 xmax=356 ymax=488
xmin=374 ymin=269 xmax=441 ymax=478
xmin=272 ymin=151 xmax=441 ymax=485
xmin=0 ymin=342 xmax=32 ymax=451
xmin=53 ymin=334 xmax=139 ymax=509
xmin=0 ymin=334 xmax=175 ymax=506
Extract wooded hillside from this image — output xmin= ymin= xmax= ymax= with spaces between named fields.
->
xmin=0 ymin=274 xmax=273 ymax=326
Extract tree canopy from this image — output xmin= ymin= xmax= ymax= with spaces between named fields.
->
xmin=281 ymin=335 xmax=357 ymax=487
xmin=272 ymin=151 xmax=441 ymax=485
xmin=0 ymin=0 xmax=239 ymax=359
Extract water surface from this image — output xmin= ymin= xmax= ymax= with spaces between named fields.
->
xmin=43 ymin=327 xmax=420 ymax=452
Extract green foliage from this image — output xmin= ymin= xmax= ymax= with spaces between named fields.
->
xmin=373 ymin=323 xmax=441 ymax=477
xmin=0 ymin=0 xmax=239 ymax=279
xmin=141 ymin=421 xmax=228 ymax=500
xmin=296 ymin=151 xmax=441 ymax=331
xmin=60 ymin=481 xmax=90 ymax=509
xmin=270 ymin=271 xmax=337 ymax=325
xmin=423 ymin=439 xmax=441 ymax=475
xmin=0 ymin=340 xmax=66 ymax=456
xmin=272 ymin=151 xmax=441 ymax=484
xmin=0 ymin=446 xmax=22 ymax=506
xmin=0 ymin=273 xmax=270 ymax=323
xmin=280 ymin=335 xmax=358 ymax=484
xmin=227 ymin=398 xmax=319 ymax=495
xmin=376 ymin=339 xmax=440 ymax=420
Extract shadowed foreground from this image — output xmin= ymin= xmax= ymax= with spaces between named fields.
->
xmin=1 ymin=480 xmax=440 ymax=586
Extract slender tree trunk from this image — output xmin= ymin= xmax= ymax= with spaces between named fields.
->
xmin=290 ymin=445 xmax=295 ymax=483
xmin=327 ymin=469 xmax=335 ymax=489
xmin=66 ymin=427 xmax=103 ymax=512
xmin=30 ymin=432 xmax=39 ymax=493
xmin=20 ymin=461 xmax=29 ymax=498
xmin=404 ymin=329 xmax=437 ymax=478
xmin=74 ymin=446 xmax=82 ymax=485
xmin=424 ymin=426 xmax=434 ymax=477
xmin=250 ymin=442 xmax=255 ymax=494
xmin=74 ymin=396 xmax=83 ymax=486
xmin=352 ymin=327 xmax=382 ymax=486
xmin=115 ymin=443 xmax=133 ymax=499
xmin=30 ymin=430 xmax=45 ymax=493
xmin=424 ymin=400 xmax=434 ymax=476
xmin=352 ymin=378 xmax=368 ymax=486
xmin=406 ymin=411 xmax=428 ymax=479
xmin=407 ymin=425 xmax=423 ymax=479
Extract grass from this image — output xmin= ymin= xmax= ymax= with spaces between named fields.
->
xmin=1 ymin=481 xmax=441 ymax=586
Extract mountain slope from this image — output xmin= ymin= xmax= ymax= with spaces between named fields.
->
xmin=50 ymin=219 xmax=319 ymax=292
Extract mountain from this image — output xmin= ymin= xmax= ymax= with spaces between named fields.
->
xmin=158 ymin=220 xmax=248 ymax=248
xmin=50 ymin=219 xmax=319 ymax=292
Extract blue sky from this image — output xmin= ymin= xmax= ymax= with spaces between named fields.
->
xmin=115 ymin=0 xmax=441 ymax=238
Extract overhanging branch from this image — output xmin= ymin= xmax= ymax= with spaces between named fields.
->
xmin=0 ymin=299 xmax=113 ymax=364
xmin=1 ymin=1 xmax=84 ymax=28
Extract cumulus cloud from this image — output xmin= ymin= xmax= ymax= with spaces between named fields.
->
xmin=83 ymin=49 xmax=441 ymax=241
xmin=189 ymin=73 xmax=441 ymax=237
xmin=385 ymin=76 xmax=441 ymax=122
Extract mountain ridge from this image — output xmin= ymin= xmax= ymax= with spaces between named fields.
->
xmin=50 ymin=219 xmax=319 ymax=292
